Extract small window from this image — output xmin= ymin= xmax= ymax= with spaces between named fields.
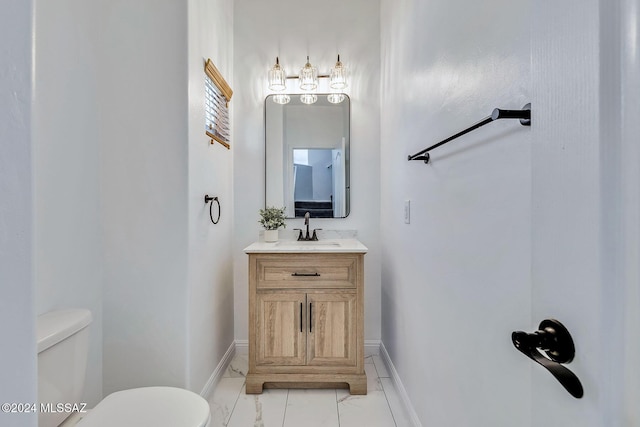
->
xmin=204 ymin=59 xmax=233 ymax=149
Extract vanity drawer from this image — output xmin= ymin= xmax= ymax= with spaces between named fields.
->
xmin=254 ymin=254 xmax=358 ymax=289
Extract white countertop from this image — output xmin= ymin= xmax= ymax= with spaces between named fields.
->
xmin=244 ymin=238 xmax=368 ymax=254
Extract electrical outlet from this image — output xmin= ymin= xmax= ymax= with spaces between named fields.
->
xmin=404 ymin=200 xmax=410 ymax=224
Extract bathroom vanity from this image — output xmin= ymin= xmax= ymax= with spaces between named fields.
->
xmin=244 ymin=239 xmax=367 ymax=394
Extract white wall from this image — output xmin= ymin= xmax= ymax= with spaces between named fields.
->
xmin=379 ymin=0 xmax=532 ymax=425
xmin=382 ymin=1 xmax=639 ymax=426
xmin=99 ymin=0 xmax=190 ymax=394
xmin=531 ymin=0 xmax=640 ymax=424
xmin=619 ymin=0 xmax=640 ymax=419
xmin=33 ymin=0 xmax=104 ymax=405
xmin=233 ymin=0 xmax=381 ymax=344
xmin=187 ymin=0 xmax=235 ymax=393
xmin=0 ymin=1 xmax=37 ymax=425
xmin=530 ymin=0 xmax=600 ymax=423
xmin=25 ymin=0 xmax=235 ymax=400
xmin=100 ymin=0 xmax=235 ymax=395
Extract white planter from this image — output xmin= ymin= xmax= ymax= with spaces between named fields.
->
xmin=264 ymin=229 xmax=279 ymax=242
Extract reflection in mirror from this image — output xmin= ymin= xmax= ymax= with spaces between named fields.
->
xmin=265 ymin=94 xmax=350 ymax=218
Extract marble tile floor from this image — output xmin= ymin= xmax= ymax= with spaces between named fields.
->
xmin=208 ymin=353 xmax=411 ymax=427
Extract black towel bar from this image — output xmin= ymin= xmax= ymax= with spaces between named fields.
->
xmin=407 ymin=103 xmax=531 ymax=164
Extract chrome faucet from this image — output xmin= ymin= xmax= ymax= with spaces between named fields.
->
xmin=295 ymin=212 xmax=321 ymax=241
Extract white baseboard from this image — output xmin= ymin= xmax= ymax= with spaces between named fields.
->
xmin=365 ymin=339 xmax=382 ymax=356
xmin=234 ymin=339 xmax=248 ymax=354
xmin=379 ymin=342 xmax=423 ymax=427
xmin=200 ymin=341 xmax=236 ymax=399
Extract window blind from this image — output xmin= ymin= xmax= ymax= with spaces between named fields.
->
xmin=204 ymin=59 xmax=233 ymax=149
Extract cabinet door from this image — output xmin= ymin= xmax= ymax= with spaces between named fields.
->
xmin=255 ymin=292 xmax=306 ymax=366
xmin=307 ymin=292 xmax=357 ymax=367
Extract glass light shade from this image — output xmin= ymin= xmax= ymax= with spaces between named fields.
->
xmin=268 ymin=57 xmax=286 ymax=91
xmin=272 ymin=94 xmax=290 ymax=104
xmin=329 ymin=55 xmax=348 ymax=90
xmin=299 ymin=93 xmax=318 ymax=104
xmin=299 ymin=56 xmax=318 ymax=91
xmin=327 ymin=93 xmax=345 ymax=104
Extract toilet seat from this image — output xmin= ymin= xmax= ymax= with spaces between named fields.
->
xmin=76 ymin=387 xmax=210 ymax=427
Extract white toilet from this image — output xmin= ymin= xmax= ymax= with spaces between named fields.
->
xmin=37 ymin=309 xmax=211 ymax=427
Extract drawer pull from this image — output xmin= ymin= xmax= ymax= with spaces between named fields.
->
xmin=291 ymin=272 xmax=321 ymax=277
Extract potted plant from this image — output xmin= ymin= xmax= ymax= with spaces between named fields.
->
xmin=259 ymin=206 xmax=286 ymax=242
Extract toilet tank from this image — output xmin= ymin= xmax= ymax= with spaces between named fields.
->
xmin=37 ymin=309 xmax=92 ymax=427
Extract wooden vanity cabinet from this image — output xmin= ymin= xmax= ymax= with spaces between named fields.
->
xmin=246 ymin=252 xmax=366 ymax=395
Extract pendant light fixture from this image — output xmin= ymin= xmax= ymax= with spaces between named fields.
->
xmin=329 ymin=55 xmax=348 ymax=90
xmin=268 ymin=57 xmax=286 ymax=91
xmin=298 ymin=56 xmax=318 ymax=91
xmin=266 ymin=55 xmax=347 ymax=105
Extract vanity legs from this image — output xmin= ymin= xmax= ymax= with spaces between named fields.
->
xmin=245 ymin=375 xmax=264 ymax=394
xmin=347 ymin=374 xmax=367 ymax=395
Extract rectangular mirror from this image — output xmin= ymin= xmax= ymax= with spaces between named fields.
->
xmin=265 ymin=94 xmax=350 ymax=218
